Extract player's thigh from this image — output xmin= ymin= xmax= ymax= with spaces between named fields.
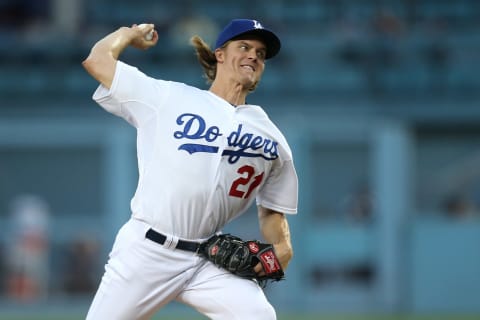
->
xmin=86 ymin=261 xmax=158 ymax=320
xmin=86 ymin=219 xmax=187 ymax=320
xmin=177 ymin=263 xmax=276 ymax=320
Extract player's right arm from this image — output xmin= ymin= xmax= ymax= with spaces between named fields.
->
xmin=82 ymin=24 xmax=158 ymax=89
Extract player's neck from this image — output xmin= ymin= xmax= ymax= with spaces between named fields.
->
xmin=209 ymin=81 xmax=248 ymax=107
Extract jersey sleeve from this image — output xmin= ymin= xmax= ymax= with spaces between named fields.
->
xmin=92 ymin=61 xmax=170 ymax=128
xmin=256 ymin=158 xmax=298 ymax=214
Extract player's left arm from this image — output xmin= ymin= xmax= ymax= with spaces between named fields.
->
xmin=255 ymin=205 xmax=293 ymax=275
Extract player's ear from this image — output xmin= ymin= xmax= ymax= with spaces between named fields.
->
xmin=214 ymin=48 xmax=225 ymax=63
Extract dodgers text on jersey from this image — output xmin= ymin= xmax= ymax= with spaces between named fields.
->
xmin=173 ymin=113 xmax=279 ymax=164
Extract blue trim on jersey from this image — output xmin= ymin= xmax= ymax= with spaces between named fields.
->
xmin=178 ymin=144 xmax=219 ymax=154
xmin=222 ymin=149 xmax=278 ymax=164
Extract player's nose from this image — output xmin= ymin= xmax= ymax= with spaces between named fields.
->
xmin=246 ymin=48 xmax=258 ymax=61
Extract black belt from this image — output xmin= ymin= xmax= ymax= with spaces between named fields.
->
xmin=145 ymin=228 xmax=201 ymax=253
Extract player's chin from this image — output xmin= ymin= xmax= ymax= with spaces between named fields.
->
xmin=239 ymin=69 xmax=260 ymax=80
xmin=248 ymin=80 xmax=260 ymax=92
xmin=240 ymin=76 xmax=261 ymax=91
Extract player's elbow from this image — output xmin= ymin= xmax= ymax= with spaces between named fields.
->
xmin=82 ymin=54 xmax=114 ymax=88
xmin=82 ymin=55 xmax=97 ymax=76
xmin=82 ymin=54 xmax=103 ymax=77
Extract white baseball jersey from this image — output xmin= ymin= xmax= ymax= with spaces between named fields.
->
xmin=93 ymin=61 xmax=298 ymax=240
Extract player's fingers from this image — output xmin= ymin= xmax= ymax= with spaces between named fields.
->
xmin=131 ymin=24 xmax=157 ymax=49
xmin=254 ymin=262 xmax=264 ymax=276
xmin=136 ymin=23 xmax=154 ymax=32
xmin=150 ymin=30 xmax=159 ymax=42
xmin=140 ymin=24 xmax=156 ymax=42
xmin=131 ymin=23 xmax=154 ymax=38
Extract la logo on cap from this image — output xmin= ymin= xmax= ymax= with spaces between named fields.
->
xmin=253 ymin=20 xmax=263 ymax=29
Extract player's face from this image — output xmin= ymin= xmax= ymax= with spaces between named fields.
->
xmin=220 ymin=38 xmax=266 ymax=89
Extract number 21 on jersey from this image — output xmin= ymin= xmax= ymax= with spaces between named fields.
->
xmin=229 ymin=165 xmax=264 ymax=199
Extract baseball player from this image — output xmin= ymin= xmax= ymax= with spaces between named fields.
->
xmin=82 ymin=18 xmax=298 ymax=320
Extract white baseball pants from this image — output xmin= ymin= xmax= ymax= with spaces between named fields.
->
xmin=85 ymin=218 xmax=276 ymax=320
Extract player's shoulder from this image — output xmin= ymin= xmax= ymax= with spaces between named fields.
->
xmin=242 ymin=105 xmax=280 ymax=130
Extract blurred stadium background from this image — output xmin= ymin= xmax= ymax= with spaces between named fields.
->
xmin=1 ymin=0 xmax=480 ymax=319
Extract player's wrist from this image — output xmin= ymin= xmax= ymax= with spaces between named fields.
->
xmin=273 ymin=242 xmax=293 ymax=269
xmin=98 ymin=27 xmax=137 ymax=59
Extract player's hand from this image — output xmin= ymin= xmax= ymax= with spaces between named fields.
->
xmin=253 ymin=242 xmax=293 ymax=276
xmin=130 ymin=23 xmax=158 ymax=49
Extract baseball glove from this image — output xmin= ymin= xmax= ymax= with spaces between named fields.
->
xmin=199 ymin=234 xmax=284 ymax=284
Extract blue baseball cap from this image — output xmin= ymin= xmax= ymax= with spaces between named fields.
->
xmin=215 ymin=19 xmax=281 ymax=59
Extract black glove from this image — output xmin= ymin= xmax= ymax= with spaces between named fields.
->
xmin=199 ymin=234 xmax=284 ymax=283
